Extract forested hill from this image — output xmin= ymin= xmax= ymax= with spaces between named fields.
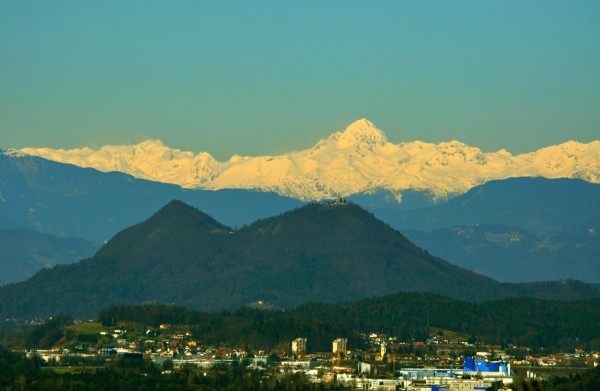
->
xmin=95 ymin=292 xmax=600 ymax=352
xmin=0 ymin=200 xmax=598 ymax=319
xmin=0 ymin=150 xmax=302 ymax=243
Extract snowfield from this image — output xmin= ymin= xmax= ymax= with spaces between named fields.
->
xmin=20 ymin=119 xmax=600 ymax=202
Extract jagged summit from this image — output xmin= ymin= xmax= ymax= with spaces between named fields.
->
xmin=16 ymin=119 xmax=600 ymax=202
xmin=315 ymin=118 xmax=388 ymax=149
xmin=1 ymin=147 xmax=26 ymax=157
xmin=344 ymin=117 xmax=379 ymax=133
xmin=132 ymin=139 xmax=170 ymax=152
xmin=337 ymin=118 xmax=388 ymax=146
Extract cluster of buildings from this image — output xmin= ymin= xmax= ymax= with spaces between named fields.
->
xmin=274 ymin=337 xmax=514 ymax=390
xmin=24 ymin=322 xmax=600 ymax=391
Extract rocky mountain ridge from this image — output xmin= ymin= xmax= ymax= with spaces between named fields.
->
xmin=19 ymin=119 xmax=600 ymax=201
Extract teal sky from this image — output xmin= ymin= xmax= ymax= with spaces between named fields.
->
xmin=1 ymin=1 xmax=599 ymax=160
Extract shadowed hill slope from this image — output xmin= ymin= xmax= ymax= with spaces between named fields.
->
xmin=0 ymin=150 xmax=302 ymax=243
xmin=0 ymin=229 xmax=96 ymax=286
xmin=377 ymin=177 xmax=600 ymax=235
xmin=0 ymin=200 xmax=597 ymax=319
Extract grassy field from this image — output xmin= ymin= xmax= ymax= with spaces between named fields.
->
xmin=66 ymin=321 xmax=105 ymax=334
xmin=41 ymin=366 xmax=103 ymax=374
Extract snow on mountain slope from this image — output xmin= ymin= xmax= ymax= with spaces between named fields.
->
xmin=19 ymin=119 xmax=600 ymax=202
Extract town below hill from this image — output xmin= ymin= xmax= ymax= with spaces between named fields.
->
xmin=1 ymin=296 xmax=599 ymax=390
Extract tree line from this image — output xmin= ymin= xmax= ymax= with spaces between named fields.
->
xmin=97 ymin=292 xmax=600 ymax=352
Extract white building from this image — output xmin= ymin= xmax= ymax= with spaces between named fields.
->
xmin=291 ymin=338 xmax=307 ymax=354
xmin=332 ymin=338 xmax=347 ymax=354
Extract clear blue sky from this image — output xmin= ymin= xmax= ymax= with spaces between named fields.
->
xmin=1 ymin=1 xmax=599 ymax=160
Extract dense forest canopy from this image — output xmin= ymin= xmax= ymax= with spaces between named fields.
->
xmin=94 ymin=293 xmax=600 ymax=352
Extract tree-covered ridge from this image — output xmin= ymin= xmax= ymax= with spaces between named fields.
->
xmin=3 ymin=292 xmax=600 ymax=390
xmin=96 ymin=292 xmax=600 ymax=352
xmin=0 ymin=201 xmax=598 ymax=319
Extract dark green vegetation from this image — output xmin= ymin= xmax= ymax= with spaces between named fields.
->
xmin=1 ymin=200 xmax=599 ymax=319
xmin=0 ymin=150 xmax=301 ymax=243
xmin=512 ymin=366 xmax=600 ymax=391
xmin=1 ymin=344 xmax=598 ymax=391
xmin=404 ymin=224 xmax=600 ymax=283
xmin=2 ymin=292 xmax=600 ymax=390
xmin=2 ymin=292 xmax=598 ymax=353
xmin=0 ymin=229 xmax=96 ymax=285
xmin=0 ymin=346 xmax=335 ymax=390
xmin=543 ymin=366 xmax=600 ymax=391
xmin=93 ymin=293 xmax=600 ymax=352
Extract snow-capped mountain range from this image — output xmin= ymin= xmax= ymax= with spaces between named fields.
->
xmin=19 ymin=119 xmax=600 ymax=202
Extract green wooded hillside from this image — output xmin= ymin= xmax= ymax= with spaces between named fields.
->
xmin=96 ymin=292 xmax=600 ymax=352
xmin=1 ymin=200 xmax=598 ymax=319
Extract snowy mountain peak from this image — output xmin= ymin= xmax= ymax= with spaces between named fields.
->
xmin=137 ymin=139 xmax=167 ymax=149
xmin=15 ymin=119 xmax=600 ymax=202
xmin=331 ymin=118 xmax=388 ymax=147
xmin=345 ymin=117 xmax=378 ymax=133
xmin=1 ymin=148 xmax=26 ymax=157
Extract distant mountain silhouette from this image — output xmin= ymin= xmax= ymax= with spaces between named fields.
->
xmin=97 ymin=294 xmax=600 ymax=352
xmin=0 ymin=200 xmax=597 ymax=319
xmin=0 ymin=150 xmax=302 ymax=243
xmin=0 ymin=229 xmax=96 ymax=286
xmin=376 ymin=177 xmax=600 ymax=235
xmin=404 ymin=224 xmax=600 ymax=283
xmin=369 ymin=177 xmax=600 ymax=283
